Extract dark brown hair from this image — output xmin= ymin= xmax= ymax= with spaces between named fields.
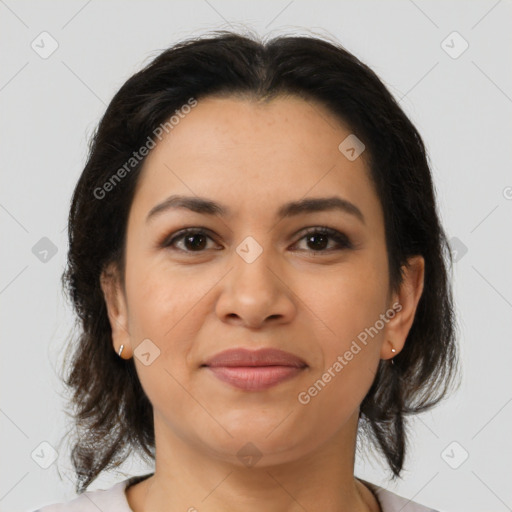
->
xmin=59 ymin=29 xmax=459 ymax=493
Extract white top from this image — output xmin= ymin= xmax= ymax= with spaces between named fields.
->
xmin=32 ymin=474 xmax=440 ymax=512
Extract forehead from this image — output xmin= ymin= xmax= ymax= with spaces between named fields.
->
xmin=128 ymin=95 xmax=381 ymax=228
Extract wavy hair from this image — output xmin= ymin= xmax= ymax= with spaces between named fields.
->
xmin=59 ymin=29 xmax=460 ymax=493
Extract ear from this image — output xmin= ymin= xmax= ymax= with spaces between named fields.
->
xmin=381 ymin=255 xmax=425 ymax=360
xmin=100 ymin=262 xmax=131 ymax=359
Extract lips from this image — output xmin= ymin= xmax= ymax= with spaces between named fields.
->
xmin=202 ymin=348 xmax=307 ymax=391
xmin=203 ymin=348 xmax=307 ymax=368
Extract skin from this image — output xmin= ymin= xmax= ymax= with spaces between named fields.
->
xmin=100 ymin=95 xmax=424 ymax=512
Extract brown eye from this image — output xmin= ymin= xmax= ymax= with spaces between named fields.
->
xmin=162 ymin=229 xmax=218 ymax=252
xmin=293 ymin=227 xmax=353 ymax=252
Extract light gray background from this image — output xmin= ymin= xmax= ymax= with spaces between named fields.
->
xmin=1 ymin=1 xmax=511 ymax=511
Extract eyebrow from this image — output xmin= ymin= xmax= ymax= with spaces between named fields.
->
xmin=146 ymin=194 xmax=365 ymax=225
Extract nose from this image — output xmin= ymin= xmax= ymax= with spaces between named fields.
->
xmin=215 ymin=245 xmax=297 ymax=330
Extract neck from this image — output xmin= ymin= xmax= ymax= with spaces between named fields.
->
xmin=128 ymin=412 xmax=380 ymax=512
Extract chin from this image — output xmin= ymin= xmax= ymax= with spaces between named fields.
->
xmin=197 ymin=423 xmax=316 ymax=466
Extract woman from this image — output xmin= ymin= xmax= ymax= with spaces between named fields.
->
xmin=34 ymin=30 xmax=458 ymax=512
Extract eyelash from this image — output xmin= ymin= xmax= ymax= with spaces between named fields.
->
xmin=160 ymin=226 xmax=353 ymax=254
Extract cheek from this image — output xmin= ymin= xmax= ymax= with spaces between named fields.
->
xmin=305 ymin=253 xmax=389 ymax=341
xmin=126 ymin=273 xmax=174 ymax=340
xmin=124 ymin=263 xmax=205 ymax=430
xmin=124 ymin=256 xmax=220 ymax=387
xmin=297 ymin=254 xmax=388 ymax=404
xmin=297 ymin=269 xmax=387 ymax=424
xmin=125 ymin=253 xmax=201 ymax=339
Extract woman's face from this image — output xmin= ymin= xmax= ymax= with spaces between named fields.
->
xmin=103 ymin=95 xmax=422 ymax=467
